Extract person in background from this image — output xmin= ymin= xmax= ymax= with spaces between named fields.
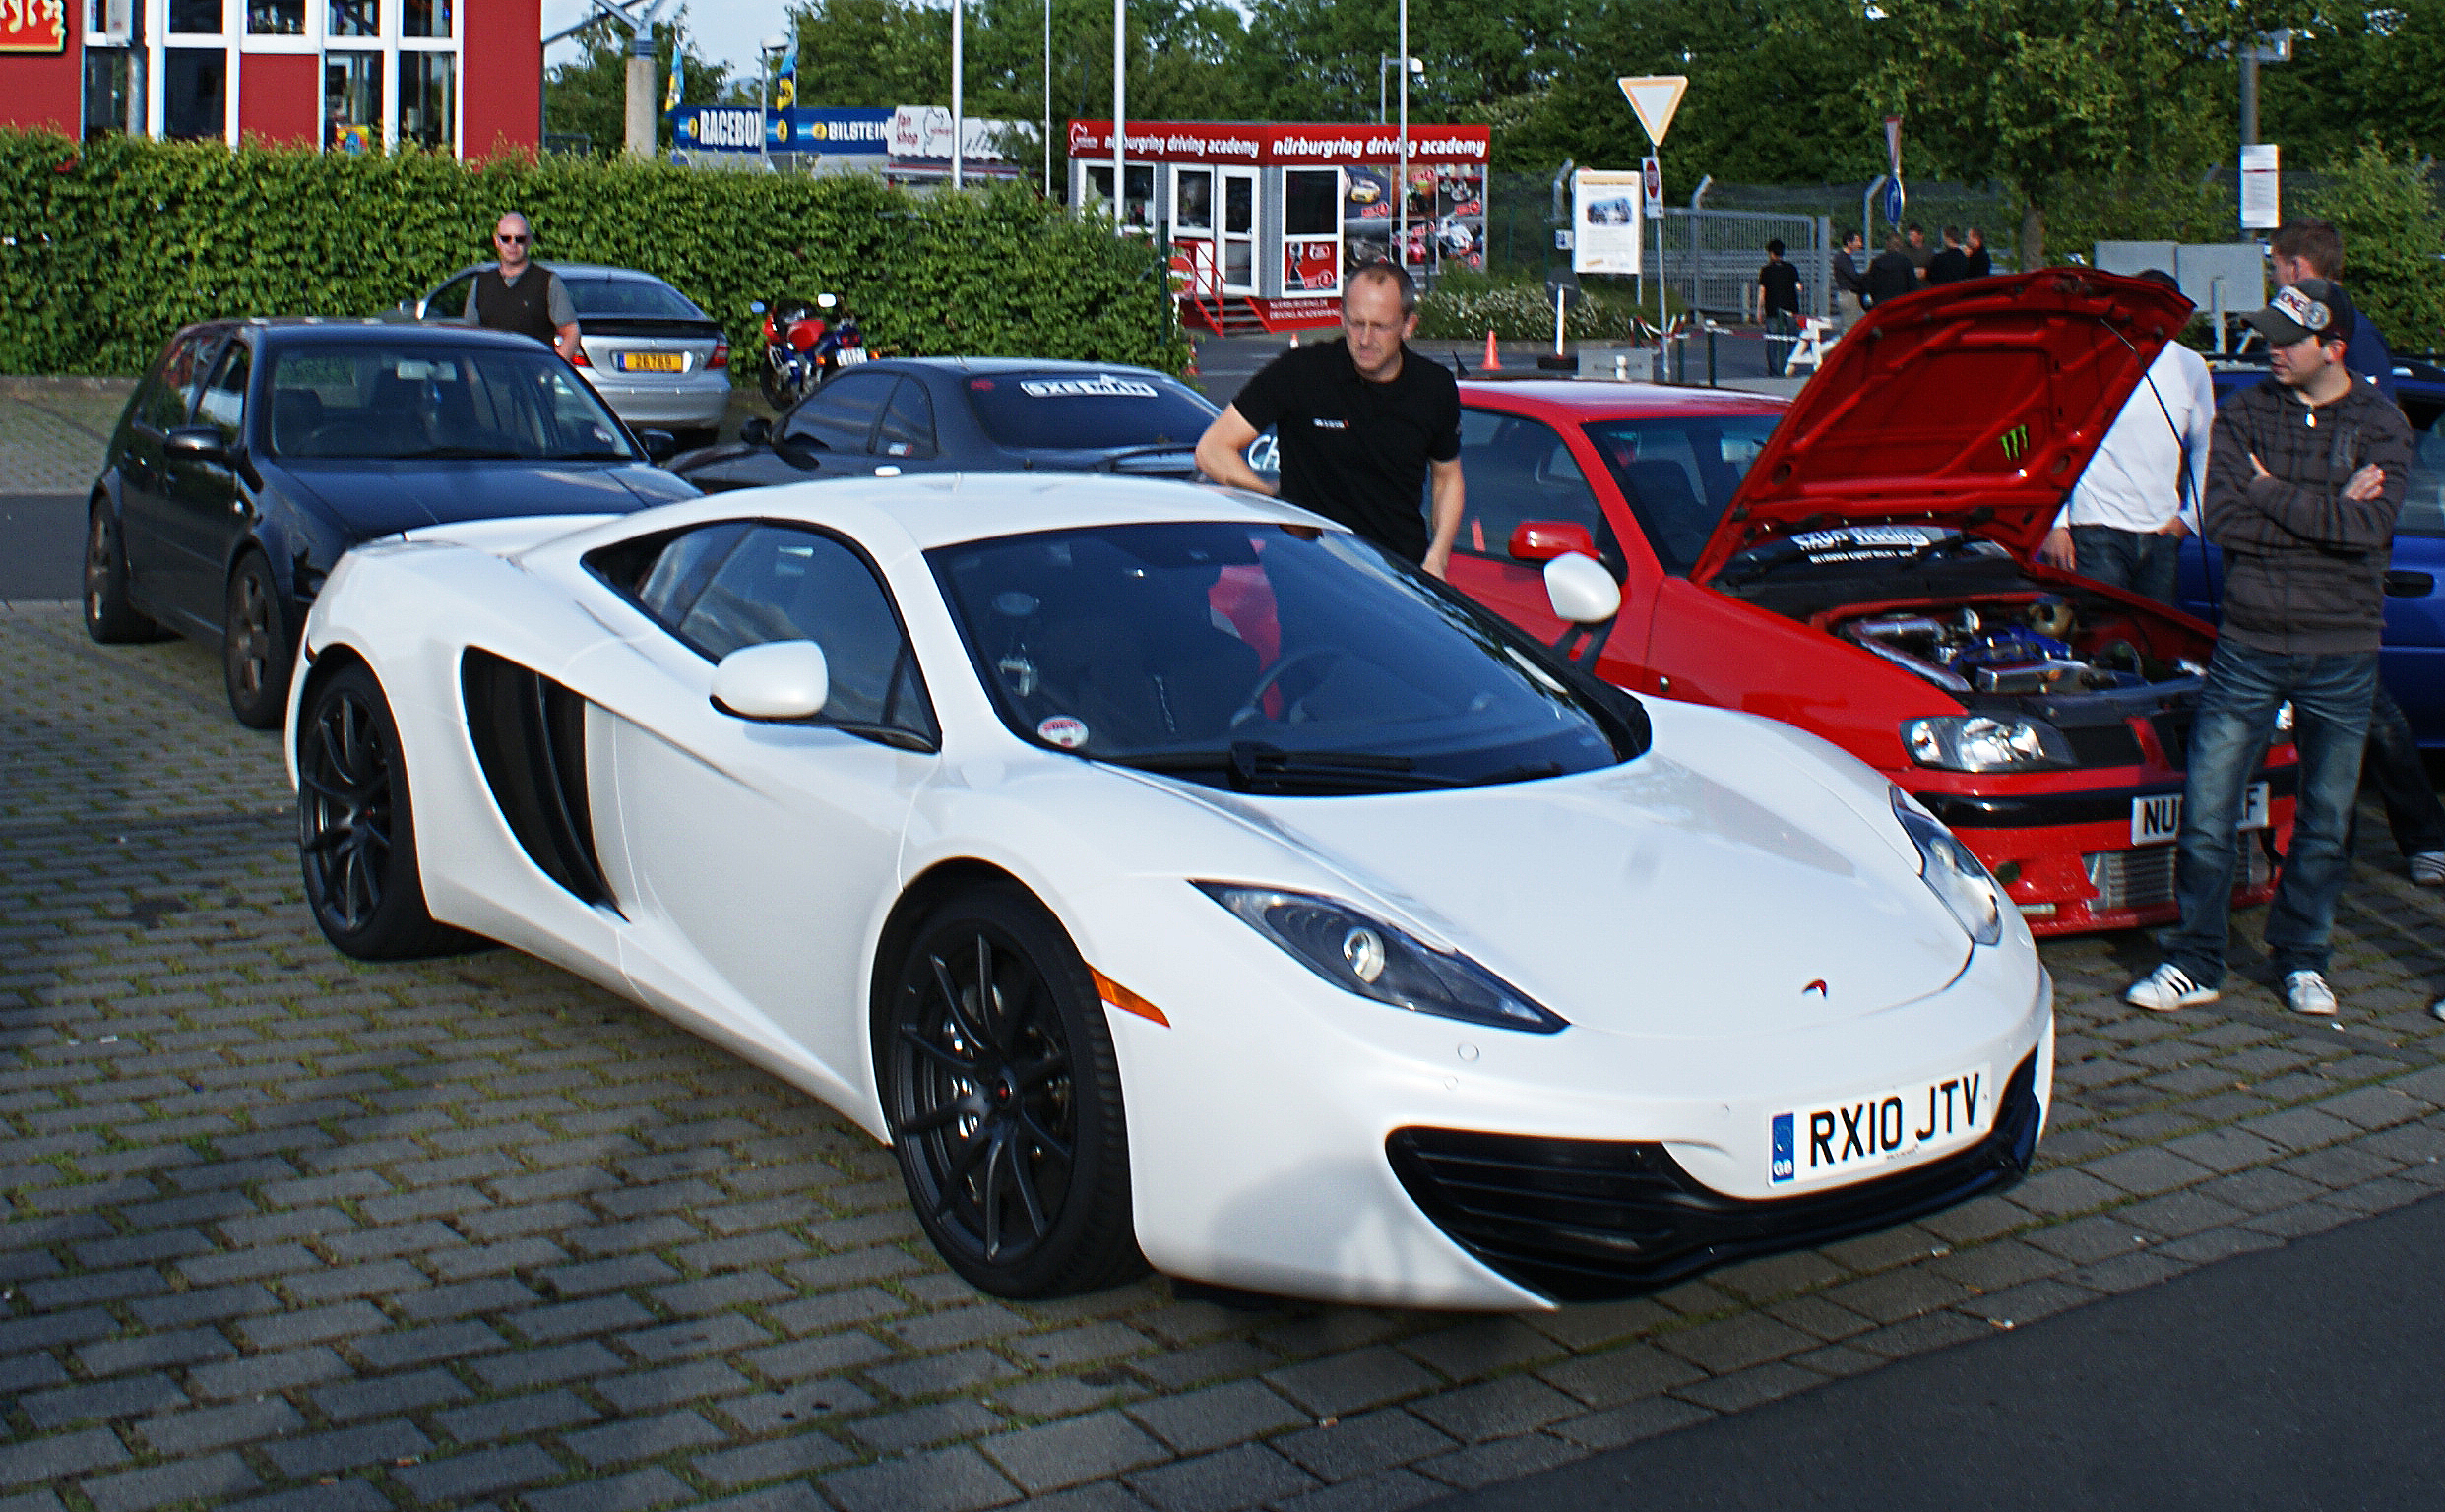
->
xmin=1904 ymin=222 xmax=1932 ymax=281
xmin=467 ymin=212 xmax=580 ymax=364
xmin=1964 ymin=226 xmax=1993 ymax=278
xmin=1865 ymin=233 xmax=1917 ymax=308
xmin=2037 ymin=269 xmax=2213 ymax=603
xmin=1924 ymin=227 xmax=1971 ymax=286
xmin=2125 ymin=279 xmax=2411 ymax=1019
xmin=1751 ymin=239 xmax=1804 ymax=368
xmin=1832 ymin=230 xmax=1868 ymax=324
xmin=2263 ymin=219 xmax=2442 ymax=883
xmin=1195 ymin=262 xmax=1465 ymax=579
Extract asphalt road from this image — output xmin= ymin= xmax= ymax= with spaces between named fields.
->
xmin=0 ymin=492 xmax=84 ymax=599
xmin=1435 ymin=1191 xmax=2445 ymax=1512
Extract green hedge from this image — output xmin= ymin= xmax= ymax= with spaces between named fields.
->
xmin=0 ymin=130 xmax=1190 ymax=378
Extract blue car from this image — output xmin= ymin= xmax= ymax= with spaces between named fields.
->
xmin=2184 ymin=356 xmax=2445 ymax=745
xmin=86 ymin=320 xmax=698 ymax=728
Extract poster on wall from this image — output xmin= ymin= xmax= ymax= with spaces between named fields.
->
xmin=1285 ymin=241 xmax=1341 ymax=292
xmin=0 ymin=0 xmax=68 ymax=51
xmin=1343 ymin=163 xmax=1484 ymax=275
xmin=1573 ymin=168 xmax=1643 ymax=276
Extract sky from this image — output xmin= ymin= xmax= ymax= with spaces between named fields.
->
xmin=542 ymin=0 xmax=782 ymax=82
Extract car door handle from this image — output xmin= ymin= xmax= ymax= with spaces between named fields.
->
xmin=2384 ymin=570 xmax=2433 ymax=598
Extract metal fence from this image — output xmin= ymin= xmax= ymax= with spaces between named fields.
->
xmin=1648 ymin=207 xmax=1833 ymax=320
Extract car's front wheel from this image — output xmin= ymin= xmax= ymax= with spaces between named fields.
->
xmin=223 ymin=552 xmax=294 ymax=729
xmin=84 ymin=501 xmax=163 ymax=644
xmin=884 ymin=888 xmax=1145 ymax=1298
xmin=297 ymin=662 xmax=471 ymax=961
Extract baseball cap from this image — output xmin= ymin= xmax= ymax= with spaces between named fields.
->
xmin=2246 ymin=278 xmax=2356 ymax=346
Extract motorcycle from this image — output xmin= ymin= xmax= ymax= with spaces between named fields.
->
xmin=753 ymin=294 xmax=869 ymax=410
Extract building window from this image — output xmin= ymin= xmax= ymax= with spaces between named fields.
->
xmin=87 ymin=0 xmax=135 ymax=41
xmin=325 ymin=51 xmax=382 ymax=153
xmin=403 ymin=0 xmax=449 ymax=38
xmin=327 ymin=0 xmax=378 ymax=38
xmin=164 ymin=49 xmax=228 ymax=139
xmin=168 ymin=0 xmax=225 ymax=33
xmin=248 ymin=1 xmax=304 ymax=33
xmin=402 ymin=51 xmax=454 ymax=153
xmin=83 ymin=49 xmax=133 ymax=140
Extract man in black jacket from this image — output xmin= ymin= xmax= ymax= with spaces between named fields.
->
xmin=2127 ymin=279 xmax=2414 ymax=1018
xmin=1864 ymin=234 xmax=1916 ymax=307
xmin=467 ymin=213 xmax=580 ymax=363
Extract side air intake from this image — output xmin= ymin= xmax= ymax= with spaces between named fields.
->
xmin=460 ymin=649 xmax=616 ymax=910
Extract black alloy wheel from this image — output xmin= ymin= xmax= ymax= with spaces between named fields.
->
xmin=222 ymin=553 xmax=294 ymax=729
xmin=84 ymin=501 xmax=162 ymax=644
xmin=297 ymin=663 xmax=470 ymax=961
xmin=885 ymin=889 xmax=1143 ymax=1297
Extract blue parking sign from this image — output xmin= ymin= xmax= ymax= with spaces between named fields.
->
xmin=1883 ymin=179 xmax=1906 ymax=225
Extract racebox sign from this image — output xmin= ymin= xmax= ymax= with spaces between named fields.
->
xmin=0 ymin=0 xmax=68 ymax=52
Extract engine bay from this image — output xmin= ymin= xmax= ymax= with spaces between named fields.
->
xmin=1828 ymin=595 xmax=2203 ymax=698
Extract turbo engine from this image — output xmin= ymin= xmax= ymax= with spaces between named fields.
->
xmin=1839 ymin=600 xmax=2157 ymax=695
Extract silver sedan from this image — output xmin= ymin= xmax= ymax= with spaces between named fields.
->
xmin=392 ymin=265 xmax=733 ymax=448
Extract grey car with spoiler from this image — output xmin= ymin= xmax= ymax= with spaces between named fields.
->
xmin=670 ymin=357 xmax=1268 ymax=493
xmin=390 ymin=265 xmax=732 ymax=448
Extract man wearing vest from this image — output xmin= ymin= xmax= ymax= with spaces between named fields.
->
xmin=467 ymin=213 xmax=580 ymax=363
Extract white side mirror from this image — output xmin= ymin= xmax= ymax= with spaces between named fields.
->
xmin=711 ymin=641 xmax=830 ymax=721
xmin=1543 ymin=552 xmax=1621 ymax=625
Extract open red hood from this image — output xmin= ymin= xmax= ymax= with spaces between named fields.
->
xmin=1689 ymin=270 xmax=2196 ymax=584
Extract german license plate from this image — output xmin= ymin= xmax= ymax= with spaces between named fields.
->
xmin=1771 ymin=1068 xmax=1991 ymax=1188
xmin=616 ymin=351 xmax=686 ymax=372
xmin=2130 ymin=782 xmax=2268 ymax=847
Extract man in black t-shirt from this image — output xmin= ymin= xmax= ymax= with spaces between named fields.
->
xmin=1964 ymin=226 xmax=1992 ymax=278
xmin=1195 ymin=263 xmax=1465 ymax=576
xmin=1751 ymin=238 xmax=1804 ymax=369
xmin=1864 ymin=233 xmax=1917 ymax=307
xmin=1924 ymin=226 xmax=1971 ymax=285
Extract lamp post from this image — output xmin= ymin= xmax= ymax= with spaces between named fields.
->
xmin=1397 ymin=0 xmax=1410 ymax=279
xmin=952 ymin=0 xmax=965 ymax=189
xmin=1111 ymin=0 xmax=1126 ymax=235
xmin=1043 ymin=0 xmax=1052 ymax=196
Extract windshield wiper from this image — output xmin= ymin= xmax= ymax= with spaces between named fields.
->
xmin=1112 ymin=741 xmax=1465 ymax=792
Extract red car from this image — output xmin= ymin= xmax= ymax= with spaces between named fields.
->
xmin=1444 ymin=270 xmax=2295 ymax=936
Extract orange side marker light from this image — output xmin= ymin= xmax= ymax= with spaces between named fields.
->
xmin=1090 ymin=968 xmax=1171 ymax=1027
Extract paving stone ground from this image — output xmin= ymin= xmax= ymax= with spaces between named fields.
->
xmin=4 ymin=596 xmax=2445 ymax=1512
xmin=0 ymin=381 xmax=132 ymax=496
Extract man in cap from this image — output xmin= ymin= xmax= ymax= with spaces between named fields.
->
xmin=2126 ymin=278 xmax=2413 ymax=1018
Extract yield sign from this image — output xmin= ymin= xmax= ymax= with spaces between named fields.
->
xmin=1617 ymin=75 xmax=1688 ymax=148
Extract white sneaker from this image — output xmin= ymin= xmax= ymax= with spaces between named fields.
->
xmin=2125 ymin=963 xmax=2220 ymax=1012
xmin=2412 ymin=852 xmax=2445 ymax=887
xmin=2284 ymin=970 xmax=2338 ymax=1017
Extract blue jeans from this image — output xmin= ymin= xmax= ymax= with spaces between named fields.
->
xmin=2164 ymin=640 xmax=2378 ymax=985
xmin=2068 ymin=526 xmax=2180 ymax=606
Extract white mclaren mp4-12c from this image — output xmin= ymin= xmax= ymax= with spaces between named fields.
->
xmin=286 ymin=474 xmax=2053 ymax=1308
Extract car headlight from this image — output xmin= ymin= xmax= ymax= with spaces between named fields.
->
xmin=1890 ymin=787 xmax=2003 ymax=945
xmin=1194 ymin=883 xmax=1568 ymax=1034
xmin=1903 ymin=715 xmax=2073 ymax=771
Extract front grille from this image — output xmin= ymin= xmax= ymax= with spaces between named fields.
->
xmin=2061 ymin=721 xmax=2145 ymax=767
xmin=2083 ymin=834 xmax=2274 ymax=913
xmin=1387 ymin=1053 xmax=2042 ymax=1303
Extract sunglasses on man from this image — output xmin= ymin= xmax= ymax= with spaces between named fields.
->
xmin=495 ymin=233 xmax=530 ymax=245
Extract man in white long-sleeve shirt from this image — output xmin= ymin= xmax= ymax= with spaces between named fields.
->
xmin=2037 ymin=270 xmax=2216 ymax=605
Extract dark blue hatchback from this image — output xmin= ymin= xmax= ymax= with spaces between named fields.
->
xmin=85 ymin=320 xmax=698 ymax=727
xmin=2185 ymin=357 xmax=2445 ymax=745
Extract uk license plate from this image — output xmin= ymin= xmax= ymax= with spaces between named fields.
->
xmin=617 ymin=351 xmax=686 ymax=372
xmin=1771 ymin=1068 xmax=1991 ymax=1188
xmin=2130 ymin=782 xmax=2268 ymax=847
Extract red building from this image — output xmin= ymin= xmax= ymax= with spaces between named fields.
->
xmin=3 ymin=2 xmax=538 ymax=158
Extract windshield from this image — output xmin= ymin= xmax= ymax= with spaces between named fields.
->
xmin=1582 ymin=414 xmax=1783 ymax=573
xmin=565 ymin=277 xmax=707 ymax=320
xmin=931 ymin=521 xmax=1635 ymax=793
xmin=267 ymin=344 xmax=635 ymax=461
xmin=964 ymin=372 xmax=1218 ymax=452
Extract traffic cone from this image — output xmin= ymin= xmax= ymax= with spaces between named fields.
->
xmin=1482 ymin=329 xmax=1501 ymax=370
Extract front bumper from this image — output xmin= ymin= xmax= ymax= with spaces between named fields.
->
xmin=1911 ymin=765 xmax=2297 ymax=936
xmin=1388 ymin=1049 xmax=2042 ymax=1301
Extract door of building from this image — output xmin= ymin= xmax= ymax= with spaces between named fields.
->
xmin=1221 ymin=168 xmax=1259 ymax=295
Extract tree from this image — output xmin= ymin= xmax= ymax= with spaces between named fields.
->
xmin=1868 ymin=0 xmax=2305 ymax=266
xmin=2295 ymin=139 xmax=2445 ymax=350
xmin=545 ymin=7 xmax=733 ymax=157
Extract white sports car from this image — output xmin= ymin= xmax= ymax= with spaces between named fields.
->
xmin=286 ymin=475 xmax=2053 ymax=1309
